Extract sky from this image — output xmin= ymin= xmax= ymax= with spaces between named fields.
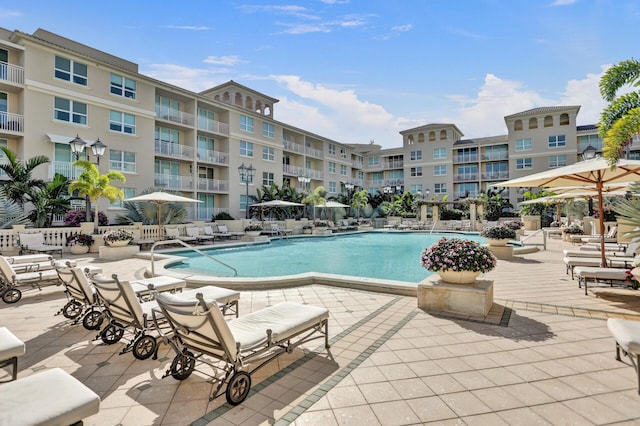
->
xmin=3 ymin=0 xmax=640 ymax=149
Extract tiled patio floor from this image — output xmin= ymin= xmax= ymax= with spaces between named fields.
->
xmin=2 ymin=232 xmax=640 ymax=425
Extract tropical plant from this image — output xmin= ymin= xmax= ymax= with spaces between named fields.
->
xmin=0 ymin=186 xmax=31 ymax=228
xmin=66 ymin=233 xmax=94 ymax=247
xmin=244 ymin=224 xmax=263 ymax=232
xmin=501 ymin=220 xmax=523 ymax=230
xmin=103 ymin=229 xmax=133 ymax=243
xmin=314 ymin=220 xmax=329 ymax=227
xmin=614 ymin=182 xmax=640 ymax=242
xmin=350 ymin=189 xmax=369 ymax=220
xmin=302 ymin=186 xmax=327 ymax=219
xmin=68 ymin=160 xmax=125 ymax=231
xmin=27 ymin=173 xmax=70 ymax=228
xmin=213 ymin=211 xmax=234 ymax=221
xmin=114 ymin=188 xmax=187 ymax=225
xmin=0 ymin=147 xmax=49 ymax=207
xmin=563 ymin=224 xmax=584 ymax=235
xmin=420 ymin=238 xmax=497 ymax=273
xmin=598 ymin=58 xmax=640 ymax=165
xmin=481 ymin=225 xmax=516 ymax=240
xmin=479 ymin=187 xmax=512 ymax=221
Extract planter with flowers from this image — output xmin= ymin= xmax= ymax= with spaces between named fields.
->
xmin=244 ymin=224 xmax=263 ymax=237
xmin=481 ymin=225 xmax=516 ymax=247
xmin=103 ymin=229 xmax=134 ymax=247
xmin=421 ymin=237 xmax=497 ymax=284
xmin=562 ymin=224 xmax=584 ymax=242
xmin=67 ymin=233 xmax=94 ymax=254
xmin=302 ymin=224 xmax=313 ymax=234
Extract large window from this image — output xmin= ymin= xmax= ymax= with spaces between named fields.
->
xmin=329 ymin=182 xmax=336 ymax=193
xmin=434 ymin=165 xmax=446 ymax=176
xmin=262 ymin=122 xmax=274 ymax=138
xmin=410 ymin=167 xmax=422 ymax=177
xmin=262 ymin=171 xmax=274 ymax=186
xmin=54 ymin=97 xmax=87 ymax=125
xmin=410 ymin=150 xmax=422 ymax=161
xmin=434 ymin=147 xmax=446 ymax=160
xmin=411 ymin=184 xmax=423 ymax=193
xmin=262 ymin=146 xmax=274 ymax=161
xmin=109 ymin=110 xmax=136 ymax=134
xmin=109 ymin=150 xmax=136 ymax=173
xmin=434 ymin=183 xmax=446 ymax=194
xmin=515 ymin=138 xmax=531 ymax=151
xmin=516 ymin=158 xmax=532 ymax=170
xmin=240 ymin=195 xmax=248 ymax=212
xmin=110 ymin=187 xmax=135 ymax=208
xmin=240 ymin=140 xmax=253 ymax=157
xmin=328 ymin=162 xmax=336 ymax=174
xmin=548 ymin=135 xmax=566 ymax=148
xmin=578 ymin=134 xmax=603 ymax=152
xmin=549 ymin=155 xmax=567 ymax=168
xmin=240 ymin=115 xmax=253 ymax=132
xmin=340 ymin=165 xmax=347 ymax=176
xmin=328 ymin=144 xmax=336 ymax=156
xmin=54 ymin=56 xmax=87 ymax=86
xmin=110 ymin=73 xmax=136 ymax=99
xmin=368 ymin=156 xmax=379 ymax=166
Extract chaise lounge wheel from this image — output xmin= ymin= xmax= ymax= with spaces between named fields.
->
xmin=226 ymin=371 xmax=251 ymax=405
xmin=2 ymin=288 xmax=21 ymax=304
xmin=62 ymin=300 xmax=83 ymax=319
xmin=170 ymin=351 xmax=195 ymax=380
xmin=100 ymin=324 xmax=124 ymax=345
xmin=82 ymin=310 xmax=104 ymax=330
xmin=132 ymin=335 xmax=157 ymax=360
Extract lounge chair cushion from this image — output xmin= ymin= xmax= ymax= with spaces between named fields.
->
xmin=608 ymin=318 xmax=640 ymax=355
xmin=0 ymin=326 xmax=25 ymax=362
xmin=0 ymin=368 xmax=100 ymax=425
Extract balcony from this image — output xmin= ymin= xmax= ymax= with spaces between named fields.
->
xmin=481 ymin=171 xmax=509 ymax=181
xmin=283 ymin=140 xmax=305 ymax=154
xmin=155 ymin=140 xmax=194 ymax=159
xmin=0 ymin=63 xmax=24 ymax=87
xmin=305 ymin=146 xmax=323 ymax=158
xmin=385 ymin=160 xmax=404 ymax=169
xmin=0 ymin=112 xmax=24 ymax=135
xmin=197 ymin=117 xmax=229 ymax=135
xmin=155 ymin=105 xmax=194 ymax=127
xmin=352 ymin=160 xmax=364 ymax=169
xmin=283 ymin=164 xmax=304 ymax=176
xmin=453 ymin=154 xmax=479 ymax=164
xmin=481 ymin=152 xmax=508 ymax=161
xmin=197 ymin=178 xmax=229 ymax=192
xmin=453 ymin=174 xmax=479 ymax=183
xmin=197 ymin=148 xmax=229 ymax=165
xmin=49 ymin=162 xmax=83 ymax=180
xmin=154 ymin=174 xmax=194 ymax=190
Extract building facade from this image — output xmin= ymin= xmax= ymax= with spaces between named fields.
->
xmin=0 ymin=27 xmax=634 ymax=222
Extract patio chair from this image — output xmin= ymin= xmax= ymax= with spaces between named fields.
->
xmin=581 ymin=226 xmax=618 ymax=244
xmin=0 ymin=255 xmax=60 ymax=304
xmin=54 ymin=264 xmax=106 ymax=330
xmin=563 ymin=241 xmax=639 ymax=258
xmin=269 ymin=223 xmax=291 ymax=237
xmin=0 ymin=368 xmax=100 ymax=425
xmin=164 ymin=227 xmax=197 ymax=244
xmin=155 ymin=291 xmax=329 ymax=405
xmin=573 ymin=266 xmax=630 ymax=295
xmin=214 ymin=224 xmax=244 ymax=239
xmin=4 ymin=253 xmax=53 ymax=265
xmin=607 ymin=318 xmax=640 ymax=394
xmin=186 ymin=226 xmax=216 ymax=244
xmin=0 ymin=326 xmax=25 ymax=381
xmin=18 ymin=232 xmax=64 ymax=258
xmin=563 ymin=256 xmax=631 ymax=279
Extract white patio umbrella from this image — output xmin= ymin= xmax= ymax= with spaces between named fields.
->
xmin=123 ymin=191 xmax=202 ymax=239
xmin=251 ymin=199 xmax=304 ymax=223
xmin=496 ymin=157 xmax=640 ymax=266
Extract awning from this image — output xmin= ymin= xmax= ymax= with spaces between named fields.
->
xmin=46 ymin=134 xmax=96 ymax=145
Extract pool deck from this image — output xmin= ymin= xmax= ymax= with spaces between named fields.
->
xmin=3 ymin=231 xmax=640 ymax=425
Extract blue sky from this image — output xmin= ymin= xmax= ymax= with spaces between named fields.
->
xmin=3 ymin=0 xmax=640 ymax=148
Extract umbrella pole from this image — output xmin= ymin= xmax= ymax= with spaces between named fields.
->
xmin=158 ymin=204 xmax=162 ymax=240
xmin=597 ymin=183 xmax=606 ymax=268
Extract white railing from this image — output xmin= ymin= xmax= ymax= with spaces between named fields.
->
xmin=154 ymin=174 xmax=194 ymax=190
xmin=49 ymin=162 xmax=84 ymax=180
xmin=0 ymin=63 xmax=24 ymax=85
xmin=283 ymin=164 xmax=304 ymax=176
xmin=155 ymin=105 xmax=194 ymax=127
xmin=197 ymin=118 xmax=229 ymax=135
xmin=154 ymin=140 xmax=194 ymax=159
xmin=197 ymin=148 xmax=229 ymax=164
xmin=0 ymin=112 xmax=24 ymax=133
xmin=283 ymin=140 xmax=305 ymax=154
xmin=197 ymin=178 xmax=228 ymax=192
xmin=305 ymin=146 xmax=323 ymax=158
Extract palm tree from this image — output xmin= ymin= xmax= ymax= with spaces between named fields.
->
xmin=114 ymin=188 xmax=188 ymax=225
xmin=28 ymin=173 xmax=70 ymax=228
xmin=0 ymin=186 xmax=31 ymax=228
xmin=598 ymin=58 xmax=640 ymax=165
xmin=0 ymin=147 xmax=49 ymax=207
xmin=67 ymin=160 xmax=125 ymax=232
xmin=302 ymin=186 xmax=327 ymax=220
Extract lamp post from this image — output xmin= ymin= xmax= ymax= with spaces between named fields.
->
xmin=238 ymin=163 xmax=256 ymax=219
xmin=582 ymin=145 xmax=597 ymax=161
xmin=69 ymin=135 xmax=107 ymax=222
xmin=299 ymin=173 xmax=311 ymax=218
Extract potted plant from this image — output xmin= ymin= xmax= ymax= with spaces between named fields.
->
xmin=562 ymin=224 xmax=584 ymax=242
xmin=103 ymin=229 xmax=134 ymax=247
xmin=314 ymin=220 xmax=329 ymax=230
xmin=244 ymin=224 xmax=263 ymax=237
xmin=302 ymin=224 xmax=313 ymax=234
xmin=420 ymin=237 xmax=497 ymax=284
xmin=66 ymin=233 xmax=94 ymax=254
xmin=481 ymin=225 xmax=516 ymax=246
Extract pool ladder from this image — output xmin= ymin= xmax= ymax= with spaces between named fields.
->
xmin=149 ymin=239 xmax=238 ymax=277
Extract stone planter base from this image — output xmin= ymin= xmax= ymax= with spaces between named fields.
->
xmin=487 ymin=244 xmax=514 ymax=260
xmin=99 ymin=245 xmax=139 ymax=260
xmin=70 ymin=245 xmax=89 ymax=255
xmin=418 ymin=275 xmax=493 ymax=317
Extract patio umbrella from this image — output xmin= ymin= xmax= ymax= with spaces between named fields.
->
xmin=251 ymin=200 xmax=304 ymax=222
xmin=123 ymin=191 xmax=202 ymax=239
xmin=496 ymin=157 xmax=640 ymax=266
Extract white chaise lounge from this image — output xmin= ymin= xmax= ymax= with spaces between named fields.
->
xmin=573 ymin=266 xmax=630 ymax=295
xmin=0 ymin=255 xmax=60 ymax=304
xmin=607 ymin=318 xmax=640 ymax=394
xmin=18 ymin=232 xmax=64 ymax=258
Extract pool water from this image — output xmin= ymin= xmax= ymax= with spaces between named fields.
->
xmin=169 ymin=233 xmax=487 ymax=283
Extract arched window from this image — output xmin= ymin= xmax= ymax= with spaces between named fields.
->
xmin=264 ymin=105 xmax=271 ymax=116
xmin=245 ymin=96 xmax=253 ymax=110
xmin=407 ymin=135 xmax=414 ymax=145
xmin=544 ymin=115 xmax=553 ymax=127
xmin=514 ymin=119 xmax=523 ymax=131
xmin=429 ymin=131 xmax=436 ymax=142
xmin=234 ymin=92 xmax=243 ymax=107
xmin=529 ymin=118 xmax=538 ymax=129
xmin=222 ymin=92 xmax=231 ymax=103
xmin=418 ymin=133 xmax=425 ymax=143
xmin=559 ymin=113 xmax=569 ymax=125
xmin=440 ymin=130 xmax=447 ymax=140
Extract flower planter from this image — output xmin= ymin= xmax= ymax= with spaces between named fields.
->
xmin=106 ymin=240 xmax=131 ymax=247
xmin=70 ymin=245 xmax=89 ymax=255
xmin=303 ymin=229 xmax=312 ymax=234
xmin=486 ymin=238 xmax=509 ymax=247
xmin=437 ymin=270 xmax=481 ymax=285
xmin=246 ymin=231 xmax=262 ymax=237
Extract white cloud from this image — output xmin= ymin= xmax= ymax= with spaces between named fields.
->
xmin=391 ymin=24 xmax=413 ymax=32
xmin=0 ymin=8 xmax=22 ymax=19
xmin=550 ymin=0 xmax=577 ymax=6
xmin=165 ymin=25 xmax=209 ymax=31
xmin=203 ymin=55 xmax=243 ymax=66
xmin=560 ymin=65 xmax=608 ymax=125
xmin=143 ymin=63 xmax=230 ymax=91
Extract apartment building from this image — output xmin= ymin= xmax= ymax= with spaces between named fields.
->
xmin=0 ymin=27 xmax=632 ymax=222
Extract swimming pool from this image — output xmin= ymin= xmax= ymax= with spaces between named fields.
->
xmin=168 ymin=232 xmax=486 ymax=283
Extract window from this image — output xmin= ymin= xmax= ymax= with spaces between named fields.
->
xmin=514 ymin=120 xmax=523 ymax=131
xmin=239 ymin=171 xmax=254 ymax=185
xmin=560 ymin=113 xmax=569 ymax=125
xmin=340 ymin=148 xmax=347 ymax=159
xmin=240 ymin=141 xmax=253 ymax=157
xmin=410 ymin=167 xmax=423 ymax=177
xmin=434 ymin=148 xmax=446 ymax=160
xmin=110 ymin=187 xmax=135 ymax=208
xmin=328 ymin=162 xmax=336 ymax=174
xmin=529 ymin=118 xmax=538 ymax=129
xmin=429 ymin=132 xmax=435 ymax=142
xmin=329 ymin=182 xmax=336 ymax=193
xmin=240 ymin=115 xmax=253 ymax=132
xmin=549 ymin=155 xmax=567 ymax=168
xmin=110 ymin=73 xmax=136 ymax=99
xmin=262 ymin=122 xmax=274 ymax=138
xmin=54 ymin=56 xmax=87 ymax=86
xmin=372 ymin=172 xmax=383 ymax=185
xmin=578 ymin=134 xmax=603 ymax=152
xmin=418 ymin=133 xmax=425 ymax=143
xmin=109 ymin=110 xmax=136 ymax=134
xmin=368 ymin=157 xmax=379 ymax=166
xmin=544 ymin=115 xmax=553 ymax=127
xmin=340 ymin=165 xmax=347 ymax=176
xmin=197 ymin=108 xmax=214 ymax=130
xmin=434 ymin=183 xmax=446 ymax=194
xmin=434 ymin=165 xmax=446 ymax=176
xmin=410 ymin=150 xmax=422 ymax=161
xmin=440 ymin=130 xmax=447 ymax=140
xmin=411 ymin=184 xmax=423 ymax=193
xmin=54 ymin=97 xmax=87 ymax=125
xmin=516 ymin=158 xmax=532 ymax=170
xmin=515 ymin=138 xmax=531 ymax=151
xmin=262 ymin=146 xmax=274 ymax=161
xmin=109 ymin=150 xmax=136 ymax=173
xmin=548 ymin=135 xmax=566 ymax=148
xmin=328 ymin=144 xmax=336 ymax=155
xmin=262 ymin=171 xmax=274 ymax=186
xmin=407 ymin=136 xmax=414 ymax=145
xmin=240 ymin=195 xmax=248 ymax=211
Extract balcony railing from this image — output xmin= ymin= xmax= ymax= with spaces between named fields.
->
xmin=454 ymin=154 xmax=479 ymax=163
xmin=155 ymin=140 xmax=194 ymax=159
xmin=352 ymin=160 xmax=364 ymax=169
xmin=282 ymin=164 xmax=323 ymax=180
xmin=197 ymin=118 xmax=229 ymax=135
xmin=197 ymin=148 xmax=228 ymax=165
xmin=155 ymin=105 xmax=194 ymax=127
xmin=385 ymin=160 xmax=403 ymax=169
xmin=453 ymin=174 xmax=479 ymax=183
xmin=454 ymin=192 xmax=479 ymax=199
xmin=197 ymin=178 xmax=228 ymax=192
xmin=0 ymin=63 xmax=24 ymax=85
xmin=154 ymin=174 xmax=194 ymax=190
xmin=305 ymin=146 xmax=323 ymax=158
xmin=481 ymin=152 xmax=508 ymax=161
xmin=0 ymin=112 xmax=24 ymax=134
xmin=481 ymin=171 xmax=509 ymax=181
xmin=49 ymin=162 xmax=83 ymax=180
xmin=283 ymin=140 xmax=305 ymax=154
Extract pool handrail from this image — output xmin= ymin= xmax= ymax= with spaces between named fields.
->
xmin=149 ymin=240 xmax=238 ymax=277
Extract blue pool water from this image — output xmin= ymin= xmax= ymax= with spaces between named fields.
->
xmin=168 ymin=233 xmax=487 ymax=283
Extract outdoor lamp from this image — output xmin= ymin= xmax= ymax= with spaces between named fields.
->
xmin=69 ymin=134 xmax=86 ymax=158
xmin=582 ymin=145 xmax=597 ymax=161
